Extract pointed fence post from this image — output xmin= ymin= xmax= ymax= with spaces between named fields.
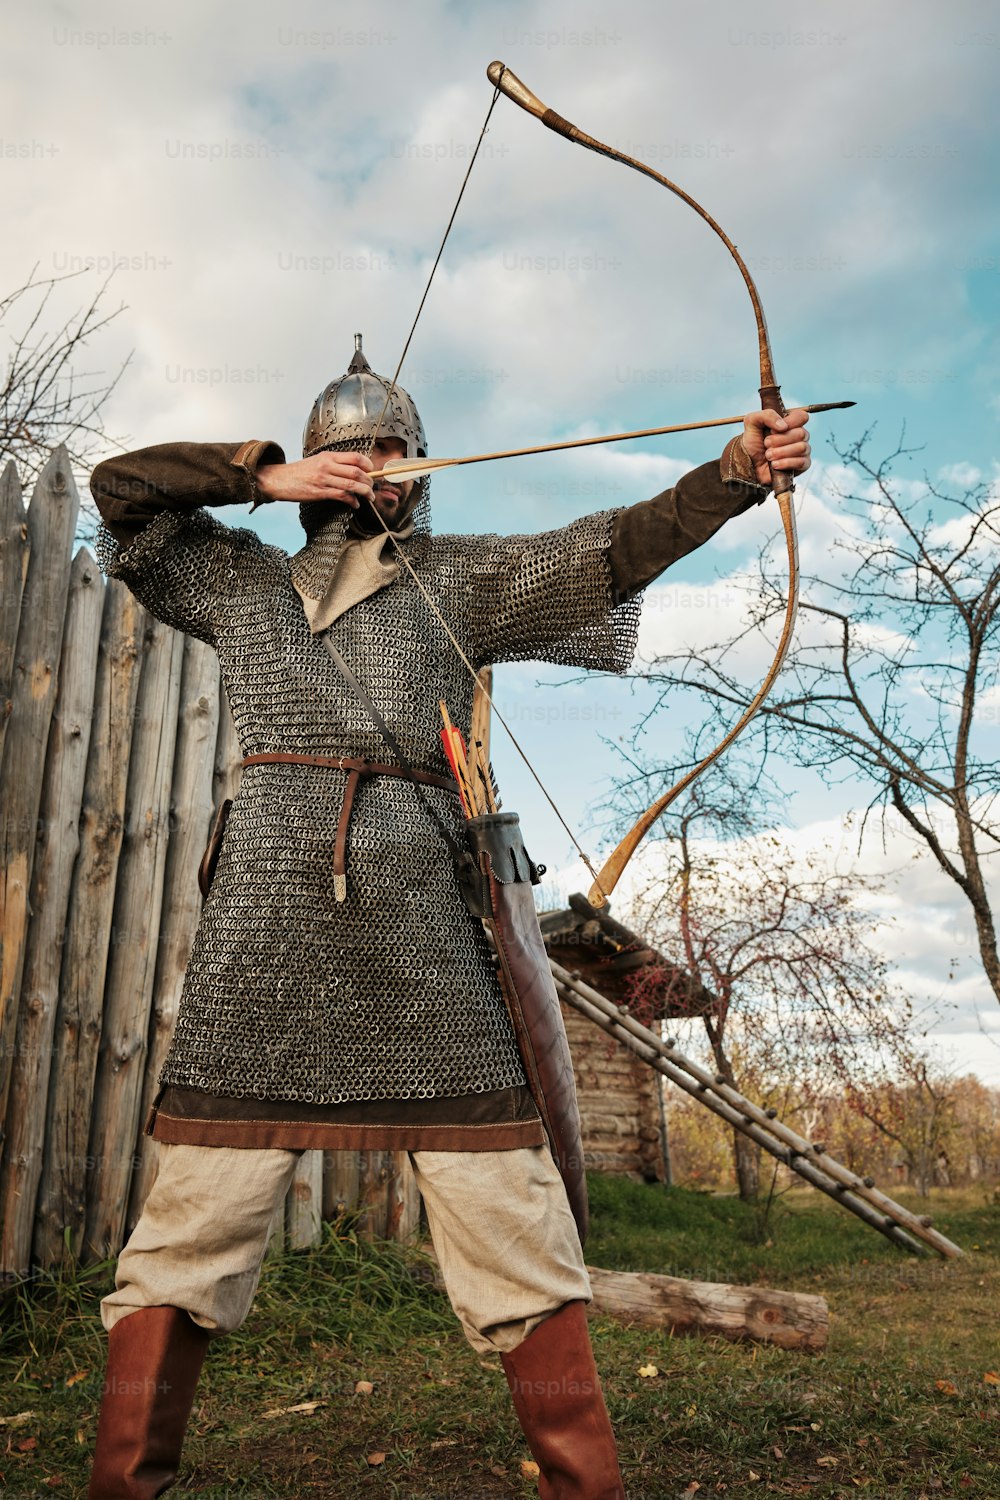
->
xmin=126 ymin=637 xmax=220 ymax=1232
xmin=323 ymin=1150 xmax=360 ymax=1226
xmin=32 ymin=581 xmax=145 ymax=1269
xmin=288 ymin=1151 xmax=324 ymax=1249
xmin=386 ymin=1152 xmax=420 ymax=1243
xmin=0 ymin=460 xmax=29 ymax=768
xmin=0 ymin=549 xmax=104 ymax=1279
xmin=84 ymin=620 xmax=183 ymax=1261
xmin=0 ymin=449 xmax=79 ymax=1128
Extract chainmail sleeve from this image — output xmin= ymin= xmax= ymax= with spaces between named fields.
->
xmin=439 ymin=507 xmax=642 ymax=673
xmin=94 ymin=508 xmax=266 ymax=647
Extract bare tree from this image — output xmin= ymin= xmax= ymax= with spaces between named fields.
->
xmin=0 ymin=265 xmax=130 ymax=500
xmin=621 ymin=767 xmax=916 ymax=1200
xmin=841 ymin=1059 xmax=957 ymax=1198
xmin=630 ymin=432 xmax=1000 ymax=1006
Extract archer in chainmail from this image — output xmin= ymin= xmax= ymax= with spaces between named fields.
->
xmin=94 ymin=460 xmax=638 ymax=1119
xmin=86 ymin=337 xmax=811 ymax=1499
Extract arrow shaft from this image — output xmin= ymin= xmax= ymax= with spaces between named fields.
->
xmin=369 ymin=400 xmax=853 ymax=480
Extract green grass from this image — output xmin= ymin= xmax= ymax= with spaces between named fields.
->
xmin=2 ymin=1183 xmax=998 ymax=1498
xmin=585 ymin=1173 xmax=995 ymax=1283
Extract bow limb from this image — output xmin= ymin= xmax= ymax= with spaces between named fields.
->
xmin=588 ymin=491 xmax=799 ymax=904
xmin=487 ymin=62 xmax=785 ymax=416
xmin=486 ymin=61 xmax=800 ymax=909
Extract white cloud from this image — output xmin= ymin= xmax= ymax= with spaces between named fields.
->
xmin=938 ymin=461 xmax=982 ymax=487
xmin=7 ymin=0 xmax=994 ymax=505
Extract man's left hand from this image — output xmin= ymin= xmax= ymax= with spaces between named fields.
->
xmin=742 ymin=407 xmax=811 ymax=486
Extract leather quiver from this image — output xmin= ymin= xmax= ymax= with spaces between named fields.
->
xmin=471 ymin=811 xmax=589 ymax=1245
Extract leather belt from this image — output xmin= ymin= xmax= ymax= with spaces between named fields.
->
xmin=241 ymin=752 xmax=456 ymax=902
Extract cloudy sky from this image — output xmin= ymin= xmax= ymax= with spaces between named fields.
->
xmin=5 ymin=0 xmax=999 ymax=1080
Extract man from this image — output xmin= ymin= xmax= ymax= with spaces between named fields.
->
xmin=87 ymin=336 xmax=810 ymax=1498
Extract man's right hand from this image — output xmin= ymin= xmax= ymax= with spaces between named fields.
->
xmin=256 ymin=451 xmax=374 ymax=507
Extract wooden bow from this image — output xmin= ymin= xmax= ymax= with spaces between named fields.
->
xmin=485 ymin=62 xmax=803 ymax=909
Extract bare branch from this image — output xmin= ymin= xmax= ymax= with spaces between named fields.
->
xmin=614 ymin=433 xmax=1000 ymax=1006
xmin=0 ymin=264 xmax=132 ymax=508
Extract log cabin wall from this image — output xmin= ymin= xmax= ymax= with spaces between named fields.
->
xmin=562 ymin=999 xmax=667 ymax=1181
xmin=540 ymin=903 xmax=708 ymax=1185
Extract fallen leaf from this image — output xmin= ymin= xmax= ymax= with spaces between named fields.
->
xmin=685 ymin=1402 xmax=698 ymax=1417
xmin=680 ymin=1484 xmax=701 ymax=1497
xmin=809 ymin=1421 xmax=822 ymax=1431
xmin=984 ymin=1372 xmax=999 ymax=1386
xmin=0 ymin=1413 xmax=35 ymax=1428
xmin=367 ymin=1451 xmax=386 ymax=1467
xmin=15 ymin=1437 xmax=37 ymax=1452
xmin=934 ymin=1379 xmax=959 ymax=1397
xmin=521 ymin=1460 xmax=541 ymax=1478
xmin=772 ymin=1445 xmax=784 ymax=1459
xmin=748 ymin=1471 xmax=760 ymax=1482
xmin=490 ymin=1465 xmax=507 ymax=1478
xmin=354 ymin=1380 xmax=374 ymax=1396
xmin=638 ymin=1363 xmax=659 ymax=1378
xmin=261 ymin=1398 xmax=327 ymax=1419
xmin=817 ymin=1456 xmax=838 ymax=1468
xmin=430 ymin=1438 xmax=457 ymax=1449
xmin=64 ymin=1371 xmax=88 ymax=1388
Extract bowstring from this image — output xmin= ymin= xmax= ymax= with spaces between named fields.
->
xmin=364 ymin=84 xmax=500 ymax=456
xmin=358 ymin=84 xmax=607 ymax=897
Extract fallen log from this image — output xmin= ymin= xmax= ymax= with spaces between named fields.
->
xmin=421 ymin=1240 xmax=827 ymax=1352
xmin=585 ymin=1265 xmax=828 ymax=1352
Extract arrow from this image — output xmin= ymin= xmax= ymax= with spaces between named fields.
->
xmin=368 ymin=401 xmax=854 ymax=482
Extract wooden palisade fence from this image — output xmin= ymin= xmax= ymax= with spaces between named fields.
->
xmin=0 ymin=451 xmax=418 ymax=1283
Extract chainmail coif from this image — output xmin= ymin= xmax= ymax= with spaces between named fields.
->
xmin=95 ymin=497 xmax=641 ymax=1105
xmin=292 ymin=435 xmax=431 ymax=600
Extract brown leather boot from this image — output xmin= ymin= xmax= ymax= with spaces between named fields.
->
xmin=88 ymin=1305 xmax=210 ymax=1499
xmin=500 ymin=1300 xmax=625 ymax=1499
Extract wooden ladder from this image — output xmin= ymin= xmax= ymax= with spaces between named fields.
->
xmin=550 ymin=944 xmax=962 ymax=1260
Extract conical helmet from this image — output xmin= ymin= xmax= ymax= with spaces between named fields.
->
xmin=302 ymin=334 xmax=427 ymax=460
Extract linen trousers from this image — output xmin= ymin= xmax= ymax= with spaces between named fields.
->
xmin=101 ymin=1142 xmax=590 ymax=1354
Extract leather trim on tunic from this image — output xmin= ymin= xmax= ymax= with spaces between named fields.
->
xmin=148 ymin=1082 xmax=545 ymax=1152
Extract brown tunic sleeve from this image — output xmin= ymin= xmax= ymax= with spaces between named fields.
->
xmin=609 ymin=436 xmax=767 ymax=603
xmin=90 ymin=438 xmax=286 ymax=545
